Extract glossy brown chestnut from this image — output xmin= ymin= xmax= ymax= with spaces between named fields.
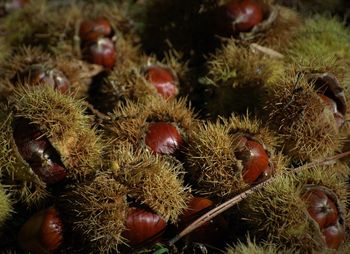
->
xmin=179 ymin=197 xmax=214 ymax=224
xmin=145 ymin=122 xmax=183 ymax=155
xmin=178 ymin=197 xmax=228 ymax=245
xmin=122 ymin=207 xmax=166 ymax=248
xmin=302 ymin=188 xmax=338 ymax=229
xmin=235 ymin=136 xmax=271 ymax=184
xmin=323 ymin=221 xmax=345 ymax=249
xmin=144 ymin=65 xmax=179 ymax=99
xmin=13 ymin=118 xmax=67 ymax=184
xmin=224 ymin=0 xmax=263 ymax=32
xmin=12 ymin=64 xmax=70 ymax=93
xmin=85 ymin=38 xmax=116 ymax=70
xmin=18 ymin=207 xmax=64 ymax=254
xmin=318 ymin=93 xmax=344 ymax=128
xmin=79 ymin=17 xmax=112 ymax=43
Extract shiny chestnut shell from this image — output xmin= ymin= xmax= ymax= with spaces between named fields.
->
xmin=79 ymin=17 xmax=113 ymax=43
xmin=144 ymin=65 xmax=179 ymax=99
xmin=302 ymin=188 xmax=338 ymax=229
xmin=318 ymin=93 xmax=344 ymax=128
xmin=179 ymin=197 xmax=214 ymax=224
xmin=122 ymin=207 xmax=166 ymax=248
xmin=85 ymin=38 xmax=116 ymax=70
xmin=18 ymin=207 xmax=64 ymax=253
xmin=179 ymin=197 xmax=228 ymax=245
xmin=235 ymin=136 xmax=271 ymax=184
xmin=224 ymin=0 xmax=264 ymax=32
xmin=13 ymin=118 xmax=67 ymax=184
xmin=144 ymin=122 xmax=184 ymax=155
xmin=323 ymin=221 xmax=345 ymax=250
xmin=12 ymin=64 xmax=70 ymax=93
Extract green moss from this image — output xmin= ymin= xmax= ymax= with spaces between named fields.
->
xmin=287 ymin=15 xmax=350 ymax=64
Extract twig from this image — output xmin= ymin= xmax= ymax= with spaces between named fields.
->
xmin=83 ymin=101 xmax=111 ymax=121
xmin=168 ymin=150 xmax=350 ymax=246
xmin=250 ymin=43 xmax=284 ymax=59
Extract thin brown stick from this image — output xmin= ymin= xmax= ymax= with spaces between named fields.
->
xmin=250 ymin=43 xmax=284 ymax=59
xmin=83 ymin=101 xmax=111 ymax=121
xmin=168 ymin=150 xmax=350 ymax=246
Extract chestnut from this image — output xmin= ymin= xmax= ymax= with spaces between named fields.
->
xmin=13 ymin=118 xmax=67 ymax=184
xmin=318 ymin=93 xmax=344 ymax=128
xmin=18 ymin=207 xmax=64 ymax=254
xmin=84 ymin=38 xmax=116 ymax=70
xmin=178 ymin=197 xmax=228 ymax=245
xmin=223 ymin=0 xmax=264 ymax=32
xmin=179 ymin=197 xmax=214 ymax=224
xmin=143 ymin=65 xmax=179 ymax=99
xmin=235 ymin=136 xmax=271 ymax=184
xmin=79 ymin=17 xmax=113 ymax=43
xmin=12 ymin=64 xmax=70 ymax=93
xmin=122 ymin=207 xmax=166 ymax=248
xmin=144 ymin=122 xmax=184 ymax=155
xmin=323 ymin=221 xmax=345 ymax=249
xmin=302 ymin=188 xmax=338 ymax=229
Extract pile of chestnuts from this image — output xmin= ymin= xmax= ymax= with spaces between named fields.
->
xmin=1 ymin=0 xmax=350 ymax=253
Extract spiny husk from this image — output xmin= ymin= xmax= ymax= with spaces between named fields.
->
xmin=0 ymin=185 xmax=12 ymax=227
xmin=0 ymin=106 xmax=49 ymax=206
xmin=276 ymin=0 xmax=347 ymax=15
xmin=0 ymin=46 xmax=52 ymax=81
xmin=12 ymin=86 xmax=103 ymax=181
xmin=185 ymin=115 xmax=286 ymax=200
xmin=257 ymin=5 xmax=301 ymax=51
xmin=0 ymin=47 xmax=52 ymax=102
xmin=59 ymin=172 xmax=128 ymax=253
xmin=229 ymin=240 xmax=350 ymax=254
xmin=286 ymin=15 xmax=350 ymax=66
xmin=0 ymin=0 xmax=75 ymax=53
xmin=92 ymin=63 xmax=152 ymax=113
xmin=237 ymin=3 xmax=301 ymax=52
xmin=285 ymin=16 xmax=350 ymax=133
xmin=263 ymin=71 xmax=342 ymax=162
xmin=54 ymin=56 xmax=103 ymax=98
xmin=107 ymin=143 xmax=190 ymax=223
xmin=202 ymin=40 xmax=284 ymax=118
xmin=226 ymin=238 xmax=296 ymax=254
xmin=0 ymin=46 xmax=103 ymax=100
xmin=104 ymin=96 xmax=195 ymax=151
xmin=54 ymin=1 xmax=140 ymax=61
xmin=0 ymin=0 xmax=139 ymax=62
xmin=285 ymin=15 xmax=350 ymax=96
xmin=285 ymin=58 xmax=350 ymax=137
xmin=92 ymin=50 xmax=188 ymax=113
xmin=237 ymin=165 xmax=349 ymax=252
xmin=286 ymin=56 xmax=350 ymax=92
